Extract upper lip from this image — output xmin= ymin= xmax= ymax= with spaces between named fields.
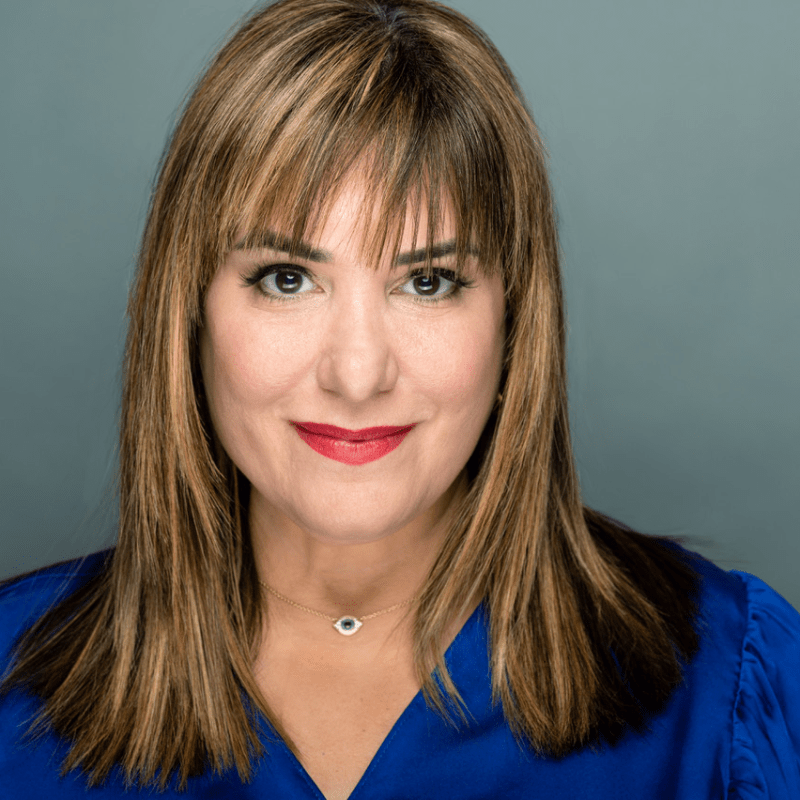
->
xmin=291 ymin=422 xmax=416 ymax=442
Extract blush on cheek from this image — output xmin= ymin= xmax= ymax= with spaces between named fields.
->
xmin=217 ymin=320 xmax=312 ymax=399
xmin=440 ymin=333 xmax=503 ymax=397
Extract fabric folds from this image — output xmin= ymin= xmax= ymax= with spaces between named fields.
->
xmin=727 ymin=571 xmax=800 ymax=799
xmin=1 ymin=549 xmax=799 ymax=798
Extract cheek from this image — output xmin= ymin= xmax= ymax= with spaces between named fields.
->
xmin=406 ymin=313 xmax=504 ymax=413
xmin=200 ymin=306 xmax=317 ymax=418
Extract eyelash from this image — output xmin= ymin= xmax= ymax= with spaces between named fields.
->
xmin=241 ymin=264 xmax=475 ymax=304
xmin=241 ymin=265 xmax=316 ymax=303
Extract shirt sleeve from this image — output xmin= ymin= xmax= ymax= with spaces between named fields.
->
xmin=727 ymin=571 xmax=800 ymax=799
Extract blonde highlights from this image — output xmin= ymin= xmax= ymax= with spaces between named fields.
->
xmin=1 ymin=0 xmax=699 ymax=789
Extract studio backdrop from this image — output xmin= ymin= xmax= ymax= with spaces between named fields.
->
xmin=1 ymin=0 xmax=798 ymax=608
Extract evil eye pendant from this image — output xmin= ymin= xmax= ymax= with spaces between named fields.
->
xmin=333 ymin=616 xmax=363 ymax=636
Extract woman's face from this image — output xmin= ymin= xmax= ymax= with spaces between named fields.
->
xmin=200 ymin=174 xmax=506 ymax=545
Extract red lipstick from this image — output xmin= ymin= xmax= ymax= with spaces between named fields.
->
xmin=291 ymin=422 xmax=416 ymax=465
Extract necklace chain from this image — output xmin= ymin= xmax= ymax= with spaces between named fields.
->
xmin=258 ymin=580 xmax=416 ymax=623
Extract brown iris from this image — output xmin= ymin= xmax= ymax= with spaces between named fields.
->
xmin=412 ymin=275 xmax=441 ymax=295
xmin=274 ymin=270 xmax=303 ymax=293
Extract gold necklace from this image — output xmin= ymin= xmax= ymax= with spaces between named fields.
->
xmin=258 ymin=580 xmax=417 ymax=636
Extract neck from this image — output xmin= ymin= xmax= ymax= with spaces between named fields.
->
xmin=248 ymin=471 xmax=467 ymax=617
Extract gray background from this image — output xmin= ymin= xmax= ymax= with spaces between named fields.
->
xmin=1 ymin=1 xmax=798 ymax=608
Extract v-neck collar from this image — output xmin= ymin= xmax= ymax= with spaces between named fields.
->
xmin=255 ymin=600 xmax=489 ymax=799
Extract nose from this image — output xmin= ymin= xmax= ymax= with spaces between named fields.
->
xmin=316 ymin=292 xmax=399 ymax=402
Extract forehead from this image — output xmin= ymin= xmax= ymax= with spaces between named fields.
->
xmin=235 ymin=168 xmax=470 ymax=268
xmin=307 ymin=174 xmax=456 ymax=251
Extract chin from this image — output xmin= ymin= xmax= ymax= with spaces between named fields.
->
xmin=294 ymin=505 xmax=417 ymax=546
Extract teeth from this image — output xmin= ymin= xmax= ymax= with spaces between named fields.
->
xmin=333 ymin=616 xmax=363 ymax=635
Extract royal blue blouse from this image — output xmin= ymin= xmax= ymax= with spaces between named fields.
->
xmin=1 ymin=547 xmax=799 ymax=798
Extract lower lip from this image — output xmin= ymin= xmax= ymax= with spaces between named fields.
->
xmin=292 ymin=424 xmax=415 ymax=465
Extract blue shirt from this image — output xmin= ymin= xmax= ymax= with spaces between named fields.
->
xmin=1 ymin=548 xmax=799 ymax=798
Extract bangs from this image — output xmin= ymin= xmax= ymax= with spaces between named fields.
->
xmin=192 ymin=1 xmax=527 ymax=281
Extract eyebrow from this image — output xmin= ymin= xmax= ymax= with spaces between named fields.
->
xmin=234 ymin=230 xmax=333 ymax=262
xmin=234 ymin=230 xmax=476 ymax=267
xmin=394 ymin=240 xmax=476 ymax=266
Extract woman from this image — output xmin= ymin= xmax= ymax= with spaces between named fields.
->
xmin=1 ymin=0 xmax=798 ymax=797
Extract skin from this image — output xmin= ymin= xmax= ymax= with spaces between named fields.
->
xmin=200 ymin=173 xmax=506 ymax=621
xmin=200 ymin=173 xmax=506 ymax=798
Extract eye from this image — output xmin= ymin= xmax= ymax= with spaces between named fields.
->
xmin=244 ymin=265 xmax=317 ymax=298
xmin=398 ymin=269 xmax=464 ymax=300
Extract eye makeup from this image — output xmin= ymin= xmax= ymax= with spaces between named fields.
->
xmin=241 ymin=263 xmax=314 ymax=289
xmin=241 ymin=264 xmax=317 ymax=301
xmin=240 ymin=263 xmax=476 ymax=304
xmin=399 ymin=268 xmax=476 ymax=303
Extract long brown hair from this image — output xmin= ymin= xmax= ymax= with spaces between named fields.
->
xmin=1 ymin=0 xmax=699 ymax=789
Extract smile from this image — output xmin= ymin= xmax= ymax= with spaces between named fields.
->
xmin=290 ymin=422 xmax=417 ymax=465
